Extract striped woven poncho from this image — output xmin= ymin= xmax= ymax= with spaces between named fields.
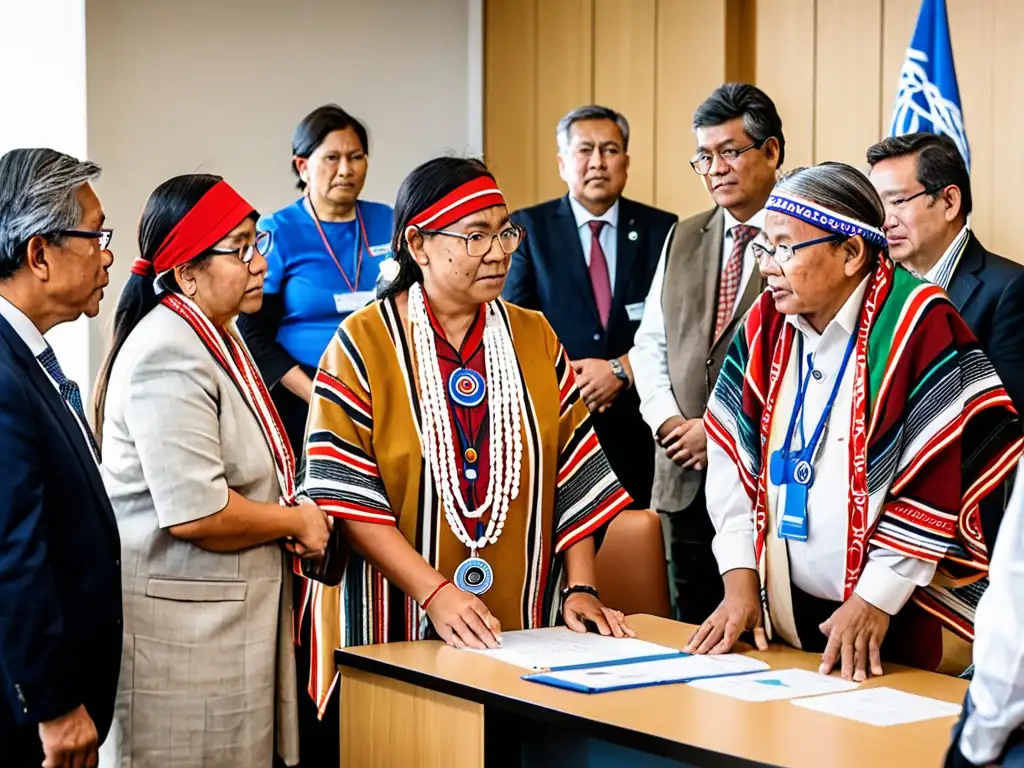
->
xmin=705 ymin=255 xmax=1022 ymax=641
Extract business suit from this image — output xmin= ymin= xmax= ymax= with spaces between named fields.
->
xmin=0 ymin=314 xmax=122 ymax=764
xmin=100 ymin=305 xmax=298 ymax=767
xmin=504 ymin=194 xmax=678 ymax=509
xmin=947 ymin=233 xmax=1024 ymax=412
xmin=633 ymin=206 xmax=764 ymax=622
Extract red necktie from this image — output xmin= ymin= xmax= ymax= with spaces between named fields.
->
xmin=588 ymin=220 xmax=612 ymax=327
xmin=714 ymin=224 xmax=760 ymax=341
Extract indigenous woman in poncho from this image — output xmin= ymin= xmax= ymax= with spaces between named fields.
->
xmin=687 ymin=162 xmax=1021 ymax=682
xmin=295 ymin=157 xmax=633 ymax=759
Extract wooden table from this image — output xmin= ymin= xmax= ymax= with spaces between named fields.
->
xmin=335 ymin=614 xmax=967 ymax=768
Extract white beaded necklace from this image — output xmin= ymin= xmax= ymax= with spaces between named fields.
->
xmin=408 ymin=283 xmax=523 ymax=552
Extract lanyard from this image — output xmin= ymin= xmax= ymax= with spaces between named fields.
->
xmin=778 ymin=322 xmax=859 ymax=465
xmin=306 ymin=196 xmax=372 ymax=293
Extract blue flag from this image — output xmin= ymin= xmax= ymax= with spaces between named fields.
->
xmin=889 ymin=0 xmax=969 ymax=168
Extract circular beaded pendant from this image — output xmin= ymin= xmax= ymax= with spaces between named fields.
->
xmin=448 ymin=368 xmax=486 ymax=408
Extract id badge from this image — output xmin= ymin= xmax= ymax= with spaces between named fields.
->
xmin=333 ymin=290 xmax=375 ymax=314
xmin=778 ymin=481 xmax=809 ymax=541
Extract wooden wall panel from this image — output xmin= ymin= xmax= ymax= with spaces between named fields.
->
xmin=987 ymin=0 xmax=1019 ymax=256
xmin=483 ymin=0 xmax=538 ymax=212
xmin=814 ymin=0 xmax=883 ymax=170
xmin=534 ymin=0 xmax=594 ymax=202
xmin=655 ymin=0 xmax=729 ymax=219
xmin=755 ymin=0 xmax=815 ymax=172
xmin=594 ymin=0 xmax=657 ymax=205
xmin=879 ymin=0 xmax=920 ymax=140
xmin=725 ymin=0 xmax=757 ymax=83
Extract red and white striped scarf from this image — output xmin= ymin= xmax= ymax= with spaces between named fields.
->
xmin=160 ymin=294 xmax=298 ymax=505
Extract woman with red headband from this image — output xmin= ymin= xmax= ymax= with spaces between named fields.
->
xmin=295 ymin=157 xmax=633 ymax=762
xmin=93 ymin=175 xmax=330 ymax=767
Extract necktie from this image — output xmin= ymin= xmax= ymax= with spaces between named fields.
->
xmin=36 ymin=344 xmax=100 ymax=459
xmin=714 ymin=224 xmax=760 ymax=341
xmin=588 ymin=220 xmax=612 ymax=327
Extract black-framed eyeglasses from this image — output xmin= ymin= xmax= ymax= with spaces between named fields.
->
xmin=417 ymin=224 xmax=524 ymax=258
xmin=690 ymin=138 xmax=769 ymax=176
xmin=50 ymin=228 xmax=114 ymax=250
xmin=751 ymin=233 xmax=847 ymax=267
xmin=208 ymin=230 xmax=271 ymax=265
xmin=885 ymin=186 xmax=945 ymax=209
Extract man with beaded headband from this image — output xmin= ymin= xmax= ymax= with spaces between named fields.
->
xmin=296 ymin=157 xmax=634 ymax=759
xmin=686 ymin=162 xmax=1021 ymax=683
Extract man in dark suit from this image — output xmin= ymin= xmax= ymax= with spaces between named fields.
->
xmin=868 ymin=133 xmax=1024 ymax=411
xmin=503 ymin=105 xmax=678 ymax=509
xmin=0 ymin=148 xmax=120 ymax=768
xmin=631 ymin=84 xmax=784 ymax=623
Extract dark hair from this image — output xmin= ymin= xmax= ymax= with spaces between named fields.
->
xmin=774 ymin=162 xmax=886 ymax=264
xmin=556 ymin=105 xmax=630 ymax=152
xmin=378 ymin=157 xmax=496 ymax=300
xmin=291 ymin=105 xmax=369 ymax=191
xmin=92 ymin=174 xmax=225 ymax=439
xmin=693 ymin=83 xmax=786 ymax=168
xmin=865 ymin=132 xmax=972 ymax=218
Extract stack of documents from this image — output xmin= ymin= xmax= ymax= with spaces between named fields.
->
xmin=466 ymin=627 xmax=768 ymax=693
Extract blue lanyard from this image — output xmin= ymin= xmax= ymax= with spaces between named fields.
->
xmin=778 ymin=323 xmax=858 ymax=464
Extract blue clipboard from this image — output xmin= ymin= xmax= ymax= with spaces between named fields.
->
xmin=522 ymin=652 xmax=768 ymax=694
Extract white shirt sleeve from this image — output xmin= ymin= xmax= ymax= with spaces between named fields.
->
xmin=854 ymin=549 xmax=938 ymax=616
xmin=630 ymin=225 xmax=684 ymax=434
xmin=959 ymin=473 xmax=1024 ymax=765
xmin=706 ymin=436 xmax=758 ymax=573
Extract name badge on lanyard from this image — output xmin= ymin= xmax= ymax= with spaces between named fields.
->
xmin=769 ymin=326 xmax=858 ymax=542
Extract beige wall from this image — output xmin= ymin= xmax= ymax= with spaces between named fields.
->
xmin=86 ymin=0 xmax=481 ymax=380
xmin=484 ymin=0 xmax=756 ymax=218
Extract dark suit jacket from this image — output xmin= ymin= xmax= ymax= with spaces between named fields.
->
xmin=0 ymin=315 xmax=122 ymax=750
xmin=948 ymin=233 xmax=1024 ymax=412
xmin=503 ymin=195 xmax=678 ymax=508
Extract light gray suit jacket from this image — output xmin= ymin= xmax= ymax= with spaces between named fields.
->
xmin=100 ymin=305 xmax=298 ymax=768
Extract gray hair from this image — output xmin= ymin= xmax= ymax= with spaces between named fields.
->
xmin=774 ymin=162 xmax=885 ymax=259
xmin=0 ymin=148 xmax=102 ymax=279
xmin=556 ymin=105 xmax=630 ymax=153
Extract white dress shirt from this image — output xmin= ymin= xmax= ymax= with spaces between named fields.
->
xmin=567 ymin=195 xmax=619 ymax=291
xmin=960 ymin=467 xmax=1024 ymax=764
xmin=0 ymin=295 xmax=98 ymax=463
xmin=631 ymin=208 xmax=764 ymax=435
xmin=922 ymin=225 xmax=970 ymax=290
xmin=705 ymin=278 xmax=937 ymax=615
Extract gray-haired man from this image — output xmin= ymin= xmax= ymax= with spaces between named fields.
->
xmin=503 ymin=105 xmax=678 ymax=509
xmin=0 ymin=148 xmax=120 ymax=768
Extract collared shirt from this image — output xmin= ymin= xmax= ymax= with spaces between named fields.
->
xmin=631 ymin=207 xmax=764 ymax=435
xmin=705 ymin=277 xmax=937 ymax=615
xmin=922 ymin=225 xmax=970 ymax=290
xmin=567 ymin=195 xmax=619 ymax=290
xmin=0 ymin=295 xmax=99 ymax=464
xmin=960 ymin=463 xmax=1024 ymax=764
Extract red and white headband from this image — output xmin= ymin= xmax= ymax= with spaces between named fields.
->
xmin=408 ymin=175 xmax=506 ymax=231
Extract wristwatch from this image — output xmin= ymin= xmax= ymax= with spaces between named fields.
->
xmin=561 ymin=584 xmax=600 ymax=609
xmin=609 ymin=358 xmax=630 ymax=388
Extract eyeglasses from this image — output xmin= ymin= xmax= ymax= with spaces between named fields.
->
xmin=751 ymin=233 xmax=847 ymax=267
xmin=885 ymin=186 xmax=945 ymax=209
xmin=50 ymin=228 xmax=114 ymax=250
xmin=690 ymin=138 xmax=769 ymax=176
xmin=208 ymin=230 xmax=271 ymax=264
xmin=417 ymin=224 xmax=524 ymax=258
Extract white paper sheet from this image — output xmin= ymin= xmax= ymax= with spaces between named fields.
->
xmin=688 ymin=668 xmax=860 ymax=701
xmin=465 ymin=626 xmax=681 ymax=670
xmin=791 ymin=687 xmax=962 ymax=726
xmin=529 ymin=653 xmax=770 ymax=692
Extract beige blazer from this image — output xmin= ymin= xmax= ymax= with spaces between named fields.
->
xmin=99 ymin=305 xmax=299 ymax=768
xmin=652 ymin=207 xmax=765 ymax=513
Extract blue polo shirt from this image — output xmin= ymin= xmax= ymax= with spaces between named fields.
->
xmin=258 ymin=198 xmax=394 ymax=369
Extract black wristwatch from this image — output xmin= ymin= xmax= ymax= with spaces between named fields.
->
xmin=561 ymin=584 xmax=600 ymax=609
xmin=609 ymin=358 xmax=630 ymax=388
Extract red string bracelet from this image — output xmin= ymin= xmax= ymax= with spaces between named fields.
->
xmin=421 ymin=580 xmax=452 ymax=610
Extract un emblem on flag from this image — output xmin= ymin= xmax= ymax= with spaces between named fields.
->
xmin=890 ymin=48 xmax=970 ymax=167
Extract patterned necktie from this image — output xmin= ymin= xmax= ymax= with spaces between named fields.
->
xmin=36 ymin=344 xmax=100 ymax=459
xmin=588 ymin=220 xmax=612 ymax=327
xmin=714 ymin=224 xmax=760 ymax=340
